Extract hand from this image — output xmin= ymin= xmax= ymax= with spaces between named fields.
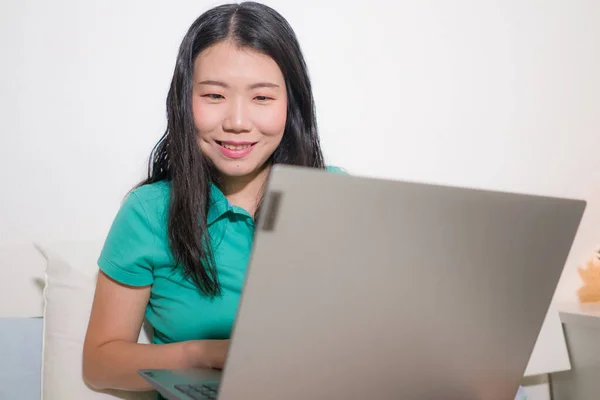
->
xmin=185 ymin=340 xmax=230 ymax=370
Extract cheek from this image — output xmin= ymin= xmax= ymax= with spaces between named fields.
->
xmin=192 ymin=98 xmax=221 ymax=138
xmin=254 ymin=101 xmax=287 ymax=138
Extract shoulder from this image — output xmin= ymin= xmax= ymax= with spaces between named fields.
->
xmin=103 ymin=181 xmax=171 ymax=255
xmin=325 ymin=165 xmax=349 ymax=174
xmin=124 ymin=180 xmax=171 ymax=225
xmin=98 ymin=181 xmax=171 ymax=286
xmin=129 ymin=180 xmax=171 ymax=208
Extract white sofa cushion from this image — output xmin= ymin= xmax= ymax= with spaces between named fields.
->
xmin=36 ymin=240 xmax=155 ymax=400
xmin=0 ymin=244 xmax=46 ymax=317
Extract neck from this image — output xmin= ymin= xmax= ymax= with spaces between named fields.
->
xmin=220 ymin=164 xmax=271 ymax=216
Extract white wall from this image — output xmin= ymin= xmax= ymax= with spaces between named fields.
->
xmin=2 ymin=0 xmax=599 ymax=396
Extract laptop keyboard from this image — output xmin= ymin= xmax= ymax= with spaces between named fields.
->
xmin=174 ymin=382 xmax=219 ymax=400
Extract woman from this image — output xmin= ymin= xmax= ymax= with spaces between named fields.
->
xmin=82 ymin=1 xmax=342 ymax=393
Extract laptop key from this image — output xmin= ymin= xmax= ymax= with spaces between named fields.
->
xmin=174 ymin=383 xmax=219 ymax=400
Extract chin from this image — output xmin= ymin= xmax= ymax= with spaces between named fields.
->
xmin=213 ymin=160 xmax=267 ymax=178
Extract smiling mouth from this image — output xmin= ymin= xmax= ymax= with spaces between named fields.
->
xmin=216 ymin=141 xmax=256 ymax=150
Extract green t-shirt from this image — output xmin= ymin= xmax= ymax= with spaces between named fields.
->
xmin=98 ymin=166 xmax=346 ymax=345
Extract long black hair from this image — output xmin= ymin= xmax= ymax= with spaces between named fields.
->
xmin=139 ymin=1 xmax=325 ymax=297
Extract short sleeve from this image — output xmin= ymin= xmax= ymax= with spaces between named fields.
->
xmin=98 ymin=191 xmax=156 ymax=287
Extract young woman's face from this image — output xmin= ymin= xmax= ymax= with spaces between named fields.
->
xmin=192 ymin=41 xmax=288 ymax=179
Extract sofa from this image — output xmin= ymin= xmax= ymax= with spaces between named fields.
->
xmin=0 ymin=241 xmax=154 ymax=400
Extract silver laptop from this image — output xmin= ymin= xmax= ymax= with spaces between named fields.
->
xmin=139 ymin=164 xmax=586 ymax=400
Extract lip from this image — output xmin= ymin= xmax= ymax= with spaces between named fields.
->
xmin=216 ymin=140 xmax=257 ymax=160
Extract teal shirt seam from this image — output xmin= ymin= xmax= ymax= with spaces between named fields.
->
xmin=99 ymin=254 xmax=154 ymax=286
xmin=131 ymin=190 xmax=158 ymax=273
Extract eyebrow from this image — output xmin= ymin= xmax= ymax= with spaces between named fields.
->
xmin=197 ymin=80 xmax=280 ymax=89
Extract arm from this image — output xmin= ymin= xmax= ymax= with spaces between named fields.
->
xmin=82 ymin=272 xmax=229 ymax=391
xmin=83 ymin=190 xmax=229 ymax=391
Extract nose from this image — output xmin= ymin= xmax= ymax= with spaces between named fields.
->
xmin=223 ymin=97 xmax=252 ymax=133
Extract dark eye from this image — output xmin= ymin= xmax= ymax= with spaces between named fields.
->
xmin=255 ymin=96 xmax=271 ymax=101
xmin=204 ymin=94 xmax=224 ymax=100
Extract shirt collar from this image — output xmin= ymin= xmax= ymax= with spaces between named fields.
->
xmin=207 ymin=183 xmax=231 ymax=225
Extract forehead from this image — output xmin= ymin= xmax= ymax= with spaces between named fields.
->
xmin=193 ymin=41 xmax=284 ymax=83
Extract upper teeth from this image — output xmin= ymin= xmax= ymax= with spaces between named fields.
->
xmin=222 ymin=143 xmax=251 ymax=150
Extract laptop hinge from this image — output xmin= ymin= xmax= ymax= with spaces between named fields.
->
xmin=260 ymin=191 xmax=283 ymax=231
